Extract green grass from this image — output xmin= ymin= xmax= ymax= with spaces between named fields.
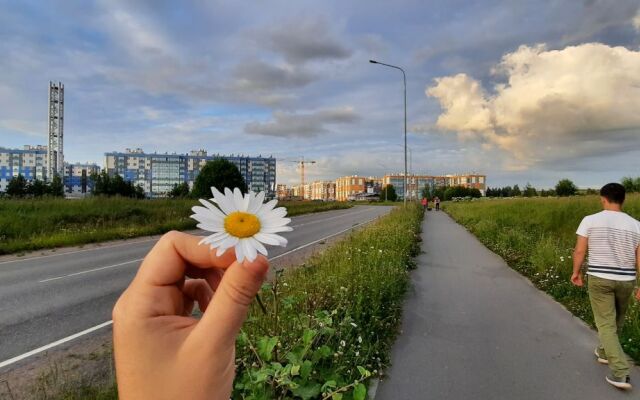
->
xmin=29 ymin=203 xmax=422 ymax=400
xmin=234 ymin=203 xmax=423 ymax=399
xmin=0 ymin=197 xmax=352 ymax=256
xmin=444 ymin=195 xmax=640 ymax=362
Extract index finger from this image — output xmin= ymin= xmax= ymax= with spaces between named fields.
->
xmin=135 ymin=231 xmax=237 ymax=287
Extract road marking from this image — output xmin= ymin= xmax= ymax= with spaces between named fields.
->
xmin=38 ymin=259 xmax=145 ymax=283
xmin=289 ymin=207 xmax=373 ymax=228
xmin=0 ymin=321 xmax=114 ymax=370
xmin=1 ymin=209 xmax=387 ymax=370
xmin=0 ymin=238 xmax=157 ymax=266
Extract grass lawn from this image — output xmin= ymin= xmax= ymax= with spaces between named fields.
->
xmin=445 ymin=195 xmax=640 ymax=362
xmin=0 ymin=197 xmax=352 ymax=256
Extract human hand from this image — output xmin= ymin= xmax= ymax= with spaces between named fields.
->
xmin=113 ymin=231 xmax=269 ymax=400
xmin=570 ymin=272 xmax=584 ymax=287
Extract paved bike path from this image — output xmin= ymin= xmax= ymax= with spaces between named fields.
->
xmin=376 ymin=210 xmax=639 ymax=399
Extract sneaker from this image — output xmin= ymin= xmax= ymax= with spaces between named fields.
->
xmin=594 ymin=348 xmax=609 ymax=365
xmin=605 ymin=374 xmax=632 ymax=390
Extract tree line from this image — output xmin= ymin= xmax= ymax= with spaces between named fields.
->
xmin=1 ymin=175 xmax=64 ymax=198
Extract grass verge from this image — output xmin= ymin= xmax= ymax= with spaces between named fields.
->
xmin=444 ymin=195 xmax=640 ymax=362
xmin=234 ymin=203 xmax=423 ymax=399
xmin=0 ymin=198 xmax=352 ymax=256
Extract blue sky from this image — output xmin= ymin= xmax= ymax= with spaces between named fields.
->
xmin=1 ymin=0 xmax=639 ymax=187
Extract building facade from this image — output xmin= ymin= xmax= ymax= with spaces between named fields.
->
xmin=335 ymin=176 xmax=366 ymax=201
xmin=104 ymin=148 xmax=276 ymax=198
xmin=383 ymin=173 xmax=486 ymax=200
xmin=0 ymin=145 xmax=48 ymax=192
xmin=64 ymin=162 xmax=101 ymax=195
xmin=47 ymin=82 xmax=64 ymax=179
xmin=309 ymin=181 xmax=336 ymax=201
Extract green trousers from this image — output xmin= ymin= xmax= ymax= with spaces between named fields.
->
xmin=588 ymin=275 xmax=635 ymax=378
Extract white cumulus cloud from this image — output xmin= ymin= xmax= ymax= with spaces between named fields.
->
xmin=427 ymin=43 xmax=640 ymax=169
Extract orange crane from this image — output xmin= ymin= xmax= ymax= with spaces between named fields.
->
xmin=290 ymin=157 xmax=316 ymax=199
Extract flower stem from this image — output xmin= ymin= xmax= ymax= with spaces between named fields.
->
xmin=255 ymin=294 xmax=267 ymax=314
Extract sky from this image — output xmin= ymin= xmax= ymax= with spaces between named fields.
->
xmin=1 ymin=0 xmax=640 ymax=188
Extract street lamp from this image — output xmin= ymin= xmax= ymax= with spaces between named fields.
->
xmin=370 ymin=59 xmax=407 ymax=207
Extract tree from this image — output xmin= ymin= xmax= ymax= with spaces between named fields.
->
xmin=90 ymin=171 xmax=145 ymax=198
xmin=192 ymin=158 xmax=247 ymax=198
xmin=523 ymin=183 xmax=538 ymax=197
xmin=555 ymin=179 xmax=577 ymax=197
xmin=6 ymin=175 xmax=27 ymax=197
xmin=512 ymin=184 xmax=522 ymax=196
xmin=49 ymin=175 xmax=65 ymax=197
xmin=380 ymin=184 xmax=398 ymax=202
xmin=443 ymin=186 xmax=482 ymax=200
xmin=169 ymin=182 xmax=190 ymax=198
xmin=27 ymin=179 xmax=48 ymax=197
xmin=621 ymin=177 xmax=635 ymax=193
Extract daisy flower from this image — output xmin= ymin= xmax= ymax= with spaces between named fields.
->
xmin=191 ymin=187 xmax=292 ymax=262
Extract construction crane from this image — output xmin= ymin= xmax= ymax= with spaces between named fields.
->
xmin=289 ymin=157 xmax=316 ymax=199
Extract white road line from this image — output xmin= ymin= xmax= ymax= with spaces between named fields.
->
xmin=38 ymin=259 xmax=144 ymax=283
xmin=0 ymin=321 xmax=114 ymax=370
xmin=0 ymin=209 xmax=387 ymax=370
xmin=0 ymin=238 xmax=157 ymax=266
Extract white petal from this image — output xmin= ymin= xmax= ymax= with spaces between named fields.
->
xmin=248 ymin=191 xmax=265 ymax=214
xmin=261 ymin=217 xmax=291 ymax=228
xmin=242 ymin=238 xmax=257 ymax=262
xmin=197 ymin=200 xmax=226 ymax=219
xmin=241 ymin=191 xmax=251 ymax=212
xmin=212 ymin=188 xmax=236 ymax=214
xmin=249 ymin=237 xmax=268 ymax=255
xmin=255 ymin=232 xmax=288 ymax=246
xmin=199 ymin=232 xmax=228 ymax=245
xmin=256 ymin=199 xmax=278 ymax=218
xmin=233 ymin=188 xmax=246 ymax=211
xmin=197 ymin=222 xmax=224 ymax=232
xmin=261 ymin=226 xmax=294 ymax=234
xmin=234 ymin=242 xmax=245 ymax=263
xmin=216 ymin=236 xmax=239 ymax=256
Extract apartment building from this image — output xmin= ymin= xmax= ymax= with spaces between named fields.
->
xmin=0 ymin=145 xmax=48 ymax=191
xmin=382 ymin=173 xmax=486 ymax=200
xmin=64 ymin=162 xmax=101 ymax=195
xmin=309 ymin=181 xmax=336 ymax=201
xmin=444 ymin=174 xmax=486 ymax=192
xmin=335 ymin=175 xmax=366 ymax=201
xmin=104 ymin=148 xmax=276 ymax=198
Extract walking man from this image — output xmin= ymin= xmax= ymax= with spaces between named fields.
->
xmin=421 ymin=197 xmax=428 ymax=210
xmin=434 ymin=196 xmax=440 ymax=211
xmin=571 ymin=183 xmax=640 ymax=390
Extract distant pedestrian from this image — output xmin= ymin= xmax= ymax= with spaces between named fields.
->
xmin=571 ymin=183 xmax=640 ymax=390
xmin=421 ymin=197 xmax=428 ymax=210
xmin=434 ymin=196 xmax=440 ymax=211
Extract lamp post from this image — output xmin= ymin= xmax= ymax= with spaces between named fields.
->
xmin=369 ymin=59 xmax=407 ymax=207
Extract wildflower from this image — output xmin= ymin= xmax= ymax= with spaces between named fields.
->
xmin=355 ymin=351 xmax=359 ymax=356
xmin=340 ymin=340 xmax=346 ymax=347
xmin=350 ymin=322 xmax=358 ymax=328
xmin=358 ymin=336 xmax=363 ymax=343
xmin=191 ymin=187 xmax=292 ymax=262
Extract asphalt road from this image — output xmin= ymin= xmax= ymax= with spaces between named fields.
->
xmin=0 ymin=205 xmax=392 ymax=366
xmin=376 ymin=210 xmax=639 ymax=399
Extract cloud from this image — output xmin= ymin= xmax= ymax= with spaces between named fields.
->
xmin=260 ymin=17 xmax=352 ymax=64
xmin=245 ymin=107 xmax=360 ymax=137
xmin=232 ymin=60 xmax=317 ymax=91
xmin=427 ymin=43 xmax=640 ymax=168
xmin=633 ymin=10 xmax=640 ymax=31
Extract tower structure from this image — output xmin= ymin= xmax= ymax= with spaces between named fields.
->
xmin=47 ymin=81 xmax=64 ymax=179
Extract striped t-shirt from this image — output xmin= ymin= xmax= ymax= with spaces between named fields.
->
xmin=576 ymin=210 xmax=640 ymax=281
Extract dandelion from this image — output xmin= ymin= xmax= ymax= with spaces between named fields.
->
xmin=191 ymin=187 xmax=292 ymax=262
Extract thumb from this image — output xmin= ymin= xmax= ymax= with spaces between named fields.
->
xmin=194 ymin=255 xmax=269 ymax=348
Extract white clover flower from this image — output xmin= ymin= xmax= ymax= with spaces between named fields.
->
xmin=191 ymin=187 xmax=292 ymax=262
xmin=340 ymin=340 xmax=346 ymax=347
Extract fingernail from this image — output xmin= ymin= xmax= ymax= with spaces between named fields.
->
xmin=242 ymin=256 xmax=269 ymax=278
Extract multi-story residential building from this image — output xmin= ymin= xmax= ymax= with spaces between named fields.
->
xmin=335 ymin=175 xmax=366 ymax=201
xmin=104 ymin=148 xmax=276 ymax=198
xmin=444 ymin=174 xmax=486 ymax=192
xmin=276 ymin=184 xmax=291 ymax=200
xmin=309 ymin=181 xmax=336 ymax=201
xmin=383 ymin=173 xmax=487 ymax=200
xmin=64 ymin=162 xmax=101 ymax=195
xmin=0 ymin=145 xmax=48 ymax=192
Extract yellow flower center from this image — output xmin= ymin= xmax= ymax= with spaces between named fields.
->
xmin=224 ymin=211 xmax=261 ymax=238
